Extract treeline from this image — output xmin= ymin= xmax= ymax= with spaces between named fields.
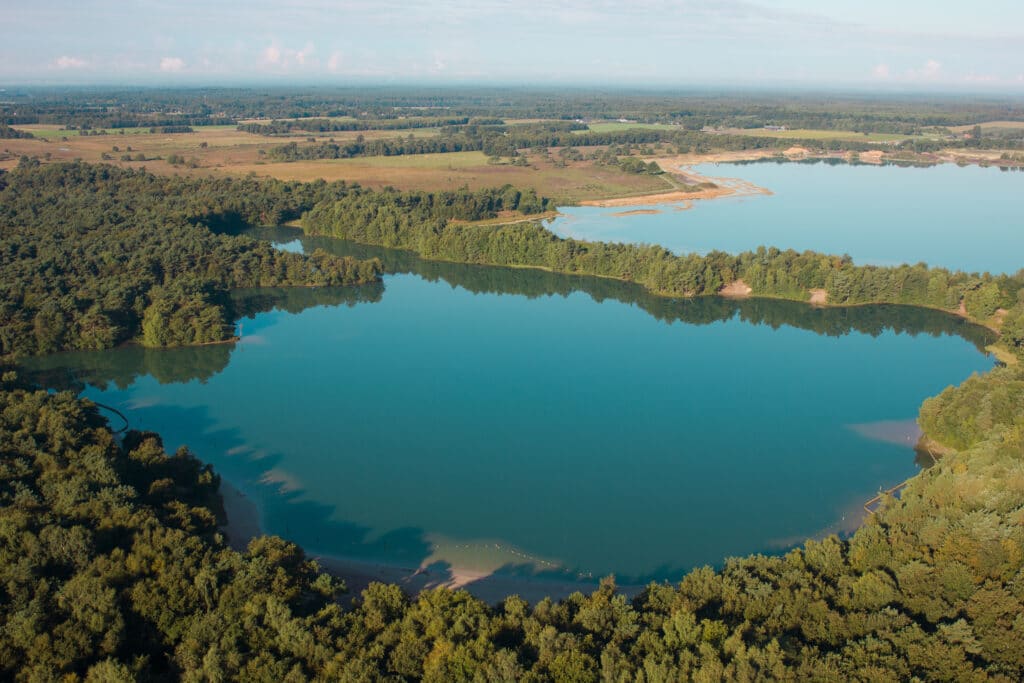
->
xmin=20 ymin=284 xmax=384 ymax=392
xmin=264 ymin=122 xmax=953 ymax=164
xmin=297 ymin=232 xmax=998 ymax=353
xmin=0 ymin=162 xmax=382 ymax=357
xmin=303 ymin=191 xmax=1024 ymax=356
xmin=8 ymin=86 xmax=1024 ymax=133
xmin=0 ymin=122 xmax=33 ymax=139
xmin=3 ymin=355 xmax=1023 ymax=679
xmin=266 ymin=131 xmax=499 ymax=161
xmin=239 ymin=116 xmax=472 ymax=136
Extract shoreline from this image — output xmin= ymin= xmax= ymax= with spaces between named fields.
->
xmin=578 ymin=157 xmax=771 ymax=208
xmin=217 ymin=479 xmax=644 ymax=605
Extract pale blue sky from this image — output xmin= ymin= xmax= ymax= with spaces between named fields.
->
xmin=3 ymin=1 xmax=1023 ymax=90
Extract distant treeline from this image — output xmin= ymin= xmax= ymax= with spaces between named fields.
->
xmin=2 ymin=348 xmax=1023 ymax=680
xmin=6 ymin=86 xmax=1024 ymax=134
xmin=266 ymin=122 xmax=1016 ymax=163
xmin=303 ymin=188 xmax=1024 ymax=358
xmin=0 ymin=162 xmax=382 ymax=357
xmin=238 ymin=116 xmax=474 ymax=136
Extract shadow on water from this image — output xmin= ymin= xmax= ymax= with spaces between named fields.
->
xmin=246 ymin=225 xmax=997 ymax=354
xmin=19 ymin=284 xmax=384 ymax=391
xmin=96 ymin=398 xmax=446 ymax=590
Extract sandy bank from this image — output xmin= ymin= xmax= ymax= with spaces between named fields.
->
xmin=611 ymin=209 xmax=662 ymax=216
xmin=579 ymin=186 xmax=732 ymax=208
xmin=719 ymin=280 xmax=753 ymax=298
xmin=809 ymin=289 xmax=829 ymax=305
xmin=218 ymin=479 xmax=644 ymax=605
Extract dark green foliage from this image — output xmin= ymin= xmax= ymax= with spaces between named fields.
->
xmin=0 ymin=163 xmax=382 ymax=356
xmin=0 ymin=122 xmax=34 ymax=139
xmin=304 ymin=192 xmax=1023 ymax=318
xmin=1 ymin=361 xmax=1022 ymax=680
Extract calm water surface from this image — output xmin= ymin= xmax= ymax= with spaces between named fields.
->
xmin=23 ymin=235 xmax=996 ymax=584
xmin=549 ymin=162 xmax=1024 ymax=274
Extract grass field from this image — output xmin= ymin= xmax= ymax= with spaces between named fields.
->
xmin=226 ymin=152 xmax=671 ymax=203
xmin=0 ymin=126 xmax=670 ymax=204
xmin=581 ymin=122 xmax=681 ymax=134
xmin=949 ymin=121 xmax=1024 ymax=133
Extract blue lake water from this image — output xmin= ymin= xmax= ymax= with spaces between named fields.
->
xmin=549 ymin=161 xmax=1024 ymax=274
xmin=23 ymin=236 xmax=996 ymax=585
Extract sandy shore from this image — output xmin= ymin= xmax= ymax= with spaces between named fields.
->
xmin=580 ymin=186 xmax=732 ymax=208
xmin=218 ymin=480 xmax=646 ymax=605
xmin=611 ymin=209 xmax=662 ymax=216
xmin=580 ymin=157 xmax=772 ymax=208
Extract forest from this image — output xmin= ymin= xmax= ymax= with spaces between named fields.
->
xmin=0 ymin=162 xmax=383 ymax=356
xmin=1 ymin=355 xmax=1021 ymax=680
xmin=5 ymin=87 xmax=1024 ymax=135
xmin=301 ymin=188 xmax=1024 ymax=359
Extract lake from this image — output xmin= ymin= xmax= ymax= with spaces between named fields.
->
xmin=549 ymin=161 xmax=1024 ymax=274
xmin=22 ymin=232 xmax=996 ymax=586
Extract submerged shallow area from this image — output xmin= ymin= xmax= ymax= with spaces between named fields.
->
xmin=549 ymin=161 xmax=1024 ymax=274
xmin=23 ymin=234 xmax=996 ymax=586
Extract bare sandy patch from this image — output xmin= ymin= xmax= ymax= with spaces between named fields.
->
xmin=720 ymin=280 xmax=753 ymax=298
xmin=579 ymin=185 xmax=732 ymax=208
xmin=858 ymin=150 xmax=884 ymax=164
xmin=809 ymin=288 xmax=828 ymax=305
xmin=611 ymin=209 xmax=662 ymax=216
xmin=784 ymin=146 xmax=811 ymax=158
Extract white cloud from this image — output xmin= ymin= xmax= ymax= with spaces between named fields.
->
xmin=263 ymin=44 xmax=282 ymax=64
xmin=327 ymin=51 xmax=343 ymax=72
xmin=159 ymin=56 xmax=185 ymax=72
xmin=904 ymin=58 xmax=942 ymax=81
xmin=872 ymin=63 xmax=890 ymax=79
xmin=295 ymin=43 xmax=314 ymax=65
xmin=54 ymin=55 xmax=87 ymax=69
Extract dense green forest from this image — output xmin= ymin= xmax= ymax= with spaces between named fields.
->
xmin=1 ymin=357 xmax=1022 ymax=680
xmin=302 ymin=189 xmax=1024 ymax=358
xmin=0 ymin=162 xmax=383 ymax=356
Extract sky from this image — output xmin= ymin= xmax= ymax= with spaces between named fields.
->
xmin=2 ymin=0 xmax=1023 ymax=91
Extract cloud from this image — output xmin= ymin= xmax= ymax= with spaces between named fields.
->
xmin=903 ymin=58 xmax=942 ymax=81
xmin=327 ymin=51 xmax=343 ymax=72
xmin=159 ymin=56 xmax=185 ymax=72
xmin=54 ymin=55 xmax=87 ymax=69
xmin=295 ymin=43 xmax=314 ymax=66
xmin=263 ymin=44 xmax=282 ymax=65
xmin=872 ymin=63 xmax=890 ymax=79
xmin=260 ymin=42 xmax=317 ymax=69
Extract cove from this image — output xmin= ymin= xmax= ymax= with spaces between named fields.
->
xmin=549 ymin=161 xmax=1024 ymax=275
xmin=21 ymin=232 xmax=996 ymax=586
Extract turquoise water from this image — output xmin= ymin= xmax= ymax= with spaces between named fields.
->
xmin=549 ymin=161 xmax=1024 ymax=274
xmin=23 ymin=238 xmax=996 ymax=585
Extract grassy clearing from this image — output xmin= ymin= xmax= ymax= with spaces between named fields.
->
xmin=581 ymin=122 xmax=680 ymax=133
xmin=226 ymin=152 xmax=668 ymax=204
xmin=949 ymin=121 xmax=1024 ymax=133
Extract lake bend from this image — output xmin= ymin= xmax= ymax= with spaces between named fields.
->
xmin=22 ymin=232 xmax=998 ymax=589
